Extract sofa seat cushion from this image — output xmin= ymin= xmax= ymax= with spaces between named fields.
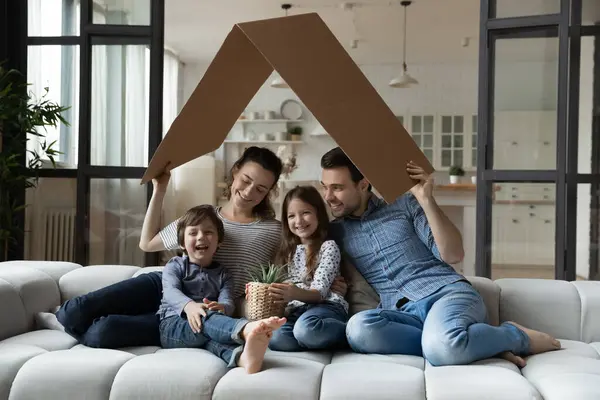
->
xmin=320 ymin=362 xmax=425 ymax=400
xmin=110 ymin=348 xmax=228 ymax=400
xmin=591 ymin=342 xmax=600 ymax=356
xmin=59 ymin=265 xmax=140 ymax=300
xmin=0 ymin=329 xmax=77 ymax=351
xmin=425 ymin=361 xmax=542 ymax=400
xmin=71 ymin=343 xmax=161 ymax=356
xmin=266 ymin=349 xmax=333 ymax=365
xmin=0 ymin=344 xmax=47 ymax=400
xmin=330 ymin=350 xmax=425 ymax=370
xmin=212 ymin=353 xmax=326 ymax=400
xmin=0 ymin=261 xmax=82 ymax=282
xmin=9 ymin=347 xmax=134 ymax=399
xmin=521 ymin=340 xmax=600 ymax=400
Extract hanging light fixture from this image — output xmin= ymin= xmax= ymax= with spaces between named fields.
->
xmin=389 ymin=1 xmax=418 ymax=88
xmin=270 ymin=4 xmax=292 ymax=89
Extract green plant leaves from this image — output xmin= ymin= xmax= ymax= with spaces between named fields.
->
xmin=248 ymin=262 xmax=289 ymax=284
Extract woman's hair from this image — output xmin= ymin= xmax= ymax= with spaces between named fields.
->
xmin=276 ymin=185 xmax=330 ymax=280
xmin=177 ymin=205 xmax=224 ymax=252
xmin=222 ymin=146 xmax=283 ymax=220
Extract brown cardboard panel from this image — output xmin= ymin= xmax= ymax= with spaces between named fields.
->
xmin=238 ymin=13 xmax=433 ymax=203
xmin=143 ymin=12 xmax=432 ymax=203
xmin=141 ymin=25 xmax=273 ymax=184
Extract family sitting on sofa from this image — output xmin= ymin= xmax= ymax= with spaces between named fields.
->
xmin=55 ymin=146 xmax=562 ymax=374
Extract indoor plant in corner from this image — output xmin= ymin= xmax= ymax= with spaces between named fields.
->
xmin=448 ymin=165 xmax=465 ymax=184
xmin=245 ymin=262 xmax=289 ymax=320
xmin=0 ymin=65 xmax=68 ymax=261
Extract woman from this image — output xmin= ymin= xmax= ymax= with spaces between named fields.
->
xmin=56 ymin=146 xmax=285 ymax=348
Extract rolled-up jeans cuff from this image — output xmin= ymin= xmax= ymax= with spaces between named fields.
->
xmin=228 ymin=344 xmax=244 ymax=368
xmin=231 ymin=318 xmax=249 ymax=345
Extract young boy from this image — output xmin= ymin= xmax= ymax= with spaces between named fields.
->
xmin=157 ymin=205 xmax=286 ymax=374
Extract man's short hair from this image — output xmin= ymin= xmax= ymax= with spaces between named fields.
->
xmin=321 ymin=147 xmax=371 ymax=191
xmin=177 ymin=205 xmax=224 ymax=250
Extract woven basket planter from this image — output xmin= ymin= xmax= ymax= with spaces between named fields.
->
xmin=245 ymin=282 xmax=286 ymax=321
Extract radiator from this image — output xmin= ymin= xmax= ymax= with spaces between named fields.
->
xmin=40 ymin=208 xmax=76 ymax=262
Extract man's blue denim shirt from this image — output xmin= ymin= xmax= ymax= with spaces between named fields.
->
xmin=330 ymin=192 xmax=464 ymax=309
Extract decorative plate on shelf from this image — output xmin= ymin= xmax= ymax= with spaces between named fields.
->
xmin=280 ymin=99 xmax=303 ymax=120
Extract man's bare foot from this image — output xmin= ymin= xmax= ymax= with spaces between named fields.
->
xmin=499 ymin=351 xmax=526 ymax=368
xmin=237 ymin=321 xmax=273 ymax=374
xmin=507 ymin=321 xmax=561 ymax=355
xmin=241 ymin=316 xmax=286 ymax=341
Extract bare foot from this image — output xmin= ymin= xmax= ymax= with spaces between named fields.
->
xmin=499 ymin=351 xmax=527 ymax=368
xmin=237 ymin=321 xmax=273 ymax=374
xmin=507 ymin=321 xmax=561 ymax=355
xmin=241 ymin=316 xmax=286 ymax=340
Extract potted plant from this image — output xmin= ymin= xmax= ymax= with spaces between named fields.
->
xmin=448 ymin=165 xmax=465 ymax=184
xmin=245 ymin=262 xmax=289 ymax=320
xmin=288 ymin=126 xmax=303 ymax=142
xmin=0 ymin=65 xmax=68 ymax=261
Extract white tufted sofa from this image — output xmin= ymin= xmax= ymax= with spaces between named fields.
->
xmin=1 ymin=260 xmax=600 ymax=400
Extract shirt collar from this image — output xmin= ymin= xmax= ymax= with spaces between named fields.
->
xmin=183 ymin=255 xmax=221 ymax=271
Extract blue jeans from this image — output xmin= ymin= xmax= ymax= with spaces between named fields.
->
xmin=268 ymin=303 xmax=348 ymax=352
xmin=56 ymin=272 xmax=163 ymax=348
xmin=159 ymin=311 xmax=248 ymax=367
xmin=345 ymin=281 xmax=530 ymax=366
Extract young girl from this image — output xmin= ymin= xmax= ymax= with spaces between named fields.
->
xmin=266 ymin=185 xmax=348 ymax=352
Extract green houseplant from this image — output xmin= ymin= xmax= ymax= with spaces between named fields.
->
xmin=288 ymin=126 xmax=303 ymax=142
xmin=448 ymin=165 xmax=465 ymax=184
xmin=0 ymin=65 xmax=69 ymax=261
xmin=245 ymin=262 xmax=289 ymax=320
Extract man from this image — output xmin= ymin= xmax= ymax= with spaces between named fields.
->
xmin=320 ymin=147 xmax=560 ymax=367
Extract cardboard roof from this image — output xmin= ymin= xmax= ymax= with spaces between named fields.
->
xmin=141 ymin=12 xmax=433 ymax=203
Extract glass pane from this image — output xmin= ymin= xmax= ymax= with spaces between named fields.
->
xmin=472 ymin=134 xmax=478 ymax=147
xmin=423 ymin=134 xmax=433 ymax=148
xmin=472 ymin=115 xmax=478 ymax=133
xmin=441 ymin=135 xmax=452 ymax=148
xmin=28 ymin=0 xmax=79 ymax=36
xmin=442 ymin=116 xmax=452 ymax=134
xmin=454 ymin=135 xmax=464 ymax=147
xmin=472 ymin=149 xmax=477 ymax=167
xmin=453 ymin=150 xmax=463 ymax=167
xmin=93 ymin=0 xmax=151 ymax=25
xmin=89 ymin=179 xmax=147 ymax=265
xmin=24 ymin=178 xmax=77 ymax=261
xmin=579 ymin=36 xmax=595 ymax=173
xmin=163 ymin=51 xmax=180 ymax=137
xmin=412 ymin=116 xmax=422 ymax=133
xmin=423 ymin=116 xmax=434 ymax=133
xmin=493 ymin=35 xmax=558 ymax=170
xmin=491 ymin=183 xmax=556 ymax=279
xmin=493 ymin=0 xmax=560 ymax=18
xmin=412 ymin=134 xmax=422 ymax=146
xmin=576 ymin=184 xmax=599 ymax=280
xmin=583 ymin=0 xmax=600 ymax=25
xmin=441 ymin=150 xmax=452 ymax=167
xmin=91 ymin=45 xmax=150 ymax=167
xmin=27 ymin=45 xmax=80 ymax=168
xmin=454 ymin=116 xmax=464 ymax=133
xmin=424 ymin=149 xmax=433 ymax=162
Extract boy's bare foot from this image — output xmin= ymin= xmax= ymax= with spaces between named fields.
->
xmin=507 ymin=321 xmax=561 ymax=355
xmin=238 ymin=321 xmax=273 ymax=374
xmin=241 ymin=316 xmax=286 ymax=340
xmin=499 ymin=351 xmax=526 ymax=368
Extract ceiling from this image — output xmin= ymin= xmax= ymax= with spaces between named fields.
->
xmin=164 ymin=0 xmax=599 ymax=67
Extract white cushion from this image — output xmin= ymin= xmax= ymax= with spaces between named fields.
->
xmin=132 ymin=266 xmax=163 ymax=277
xmin=110 ymin=348 xmax=228 ymax=400
xmin=213 ymin=355 xmax=325 ymax=400
xmin=573 ymin=281 xmax=600 ymax=343
xmin=0 ymin=278 xmax=28 ymax=341
xmin=58 ymin=265 xmax=140 ymax=300
xmin=71 ymin=344 xmax=161 ymax=356
xmin=330 ymin=350 xmax=425 ymax=370
xmin=0 ymin=261 xmax=82 ymax=282
xmin=321 ymin=362 xmax=425 ymax=400
xmin=0 ymin=344 xmax=46 ymax=400
xmin=0 ymin=329 xmax=77 ymax=351
xmin=9 ymin=348 xmax=134 ymax=400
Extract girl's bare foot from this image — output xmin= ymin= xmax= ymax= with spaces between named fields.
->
xmin=507 ymin=321 xmax=561 ymax=355
xmin=499 ymin=351 xmax=526 ymax=368
xmin=237 ymin=321 xmax=273 ymax=374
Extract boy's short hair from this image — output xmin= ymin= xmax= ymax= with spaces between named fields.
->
xmin=177 ymin=205 xmax=225 ymax=249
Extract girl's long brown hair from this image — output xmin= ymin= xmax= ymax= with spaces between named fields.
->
xmin=276 ymin=185 xmax=330 ymax=281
